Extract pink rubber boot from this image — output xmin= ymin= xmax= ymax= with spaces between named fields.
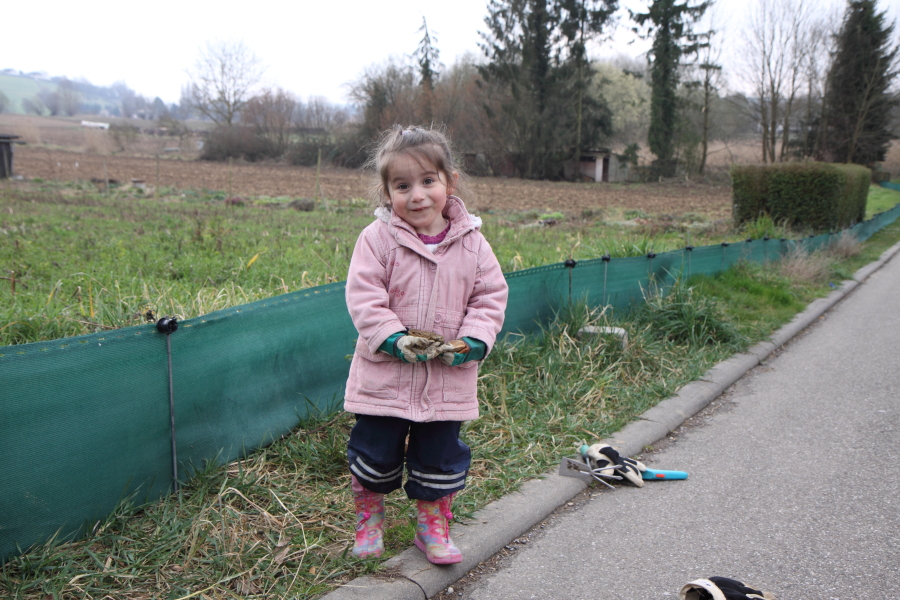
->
xmin=351 ymin=475 xmax=384 ymax=559
xmin=414 ymin=493 xmax=462 ymax=564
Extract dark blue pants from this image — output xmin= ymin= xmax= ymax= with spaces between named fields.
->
xmin=347 ymin=414 xmax=471 ymax=501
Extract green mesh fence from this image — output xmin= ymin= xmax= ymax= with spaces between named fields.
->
xmin=1 ymin=282 xmax=355 ymax=563
xmin=3 ymin=202 xmax=900 ymax=563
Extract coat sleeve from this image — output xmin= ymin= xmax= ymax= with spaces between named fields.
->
xmin=457 ymin=235 xmax=508 ymax=353
xmin=346 ymin=227 xmax=407 ymax=355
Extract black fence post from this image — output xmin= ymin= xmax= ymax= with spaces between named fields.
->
xmin=564 ymin=259 xmax=577 ymax=302
xmin=156 ymin=317 xmax=180 ymax=492
xmin=601 ymin=254 xmax=611 ymax=306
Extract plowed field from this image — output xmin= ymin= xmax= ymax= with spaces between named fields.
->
xmin=14 ymin=147 xmax=734 ymax=220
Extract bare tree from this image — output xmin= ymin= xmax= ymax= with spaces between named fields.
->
xmin=22 ymin=95 xmax=46 ymax=115
xmin=242 ymin=87 xmax=296 ymax=154
xmin=349 ymin=57 xmax=419 ymax=140
xmin=186 ymin=40 xmax=264 ymax=126
xmin=294 ymin=96 xmax=350 ymax=131
xmin=796 ymin=15 xmax=835 ymax=158
xmin=740 ymin=0 xmax=820 ymax=162
xmin=694 ymin=12 xmax=723 ymax=173
xmin=56 ymin=79 xmax=81 ymax=116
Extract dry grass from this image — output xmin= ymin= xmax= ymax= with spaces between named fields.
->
xmin=778 ymin=246 xmax=833 ymax=285
xmin=826 ymin=231 xmax=862 ymax=260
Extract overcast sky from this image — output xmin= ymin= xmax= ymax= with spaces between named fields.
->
xmin=5 ymin=0 xmax=898 ymax=107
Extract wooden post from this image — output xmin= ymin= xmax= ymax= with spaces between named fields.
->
xmin=155 ymin=153 xmax=160 ymax=201
xmin=228 ymin=156 xmax=233 ymax=199
xmin=315 ymin=149 xmax=322 ymax=206
xmin=103 ymin=157 xmax=109 ymax=195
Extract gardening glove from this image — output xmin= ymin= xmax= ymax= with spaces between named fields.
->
xmin=584 ymin=444 xmax=647 ymax=487
xmin=680 ymin=577 xmax=776 ymax=600
xmin=439 ymin=337 xmax=487 ymax=366
xmin=380 ymin=330 xmax=446 ymax=363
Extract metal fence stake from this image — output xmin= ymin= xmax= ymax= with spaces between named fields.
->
xmin=157 ymin=317 xmax=180 ymax=493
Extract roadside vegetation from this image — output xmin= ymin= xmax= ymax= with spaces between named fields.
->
xmin=2 ymin=179 xmax=899 ymax=598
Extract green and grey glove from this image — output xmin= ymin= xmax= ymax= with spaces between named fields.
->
xmin=380 ymin=331 xmax=446 ymax=363
xmin=439 ymin=337 xmax=487 ymax=366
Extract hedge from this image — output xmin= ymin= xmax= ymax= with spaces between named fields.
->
xmin=732 ymin=162 xmax=870 ymax=232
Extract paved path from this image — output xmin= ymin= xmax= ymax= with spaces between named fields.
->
xmin=459 ymin=253 xmax=900 ymax=599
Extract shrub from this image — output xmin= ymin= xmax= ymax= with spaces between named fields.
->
xmin=201 ymin=126 xmax=277 ymax=162
xmin=730 ymin=165 xmax=771 ymax=225
xmin=731 ymin=162 xmax=872 ymax=232
xmin=285 ymin=132 xmax=368 ymax=169
xmin=833 ymin=163 xmax=869 ymax=226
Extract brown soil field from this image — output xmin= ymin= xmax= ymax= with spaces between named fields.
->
xmin=9 ymin=111 xmax=896 ymax=221
xmin=11 ymin=146 xmax=736 ymax=220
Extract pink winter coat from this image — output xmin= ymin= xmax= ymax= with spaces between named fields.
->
xmin=343 ymin=195 xmax=508 ymax=422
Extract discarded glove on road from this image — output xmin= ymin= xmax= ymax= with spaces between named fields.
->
xmin=583 ymin=443 xmax=647 ymax=487
xmin=680 ymin=576 xmax=776 ymax=600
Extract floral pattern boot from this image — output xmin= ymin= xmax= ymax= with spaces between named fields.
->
xmin=414 ymin=493 xmax=462 ymax=564
xmin=351 ymin=476 xmax=384 ymax=559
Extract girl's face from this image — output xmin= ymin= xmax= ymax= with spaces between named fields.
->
xmin=386 ymin=154 xmax=458 ymax=237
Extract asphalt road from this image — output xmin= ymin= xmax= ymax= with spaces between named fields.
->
xmin=459 ymin=253 xmax=900 ymax=600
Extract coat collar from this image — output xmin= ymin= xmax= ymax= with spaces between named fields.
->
xmin=374 ymin=196 xmax=482 ymax=249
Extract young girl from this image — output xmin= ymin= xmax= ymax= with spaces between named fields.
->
xmin=343 ymin=125 xmax=508 ymax=564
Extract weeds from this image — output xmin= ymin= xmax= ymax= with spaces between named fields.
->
xmin=634 ymin=281 xmax=747 ymax=350
xmin=827 ymin=231 xmax=862 ymax=260
xmin=778 ymin=246 xmax=833 ymax=285
xmin=740 ymin=213 xmax=789 ymax=240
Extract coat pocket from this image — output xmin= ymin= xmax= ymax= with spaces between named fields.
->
xmin=441 ymin=360 xmax=479 ymax=403
xmin=351 ymin=341 xmax=401 ymax=400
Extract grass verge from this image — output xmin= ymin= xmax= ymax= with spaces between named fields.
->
xmin=3 ymin=221 xmax=899 ymax=599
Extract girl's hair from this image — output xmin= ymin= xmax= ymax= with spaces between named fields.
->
xmin=365 ymin=124 xmax=469 ymax=207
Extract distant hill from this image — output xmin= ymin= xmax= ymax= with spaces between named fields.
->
xmin=0 ymin=73 xmax=57 ymax=114
xmin=0 ymin=71 xmax=151 ymax=117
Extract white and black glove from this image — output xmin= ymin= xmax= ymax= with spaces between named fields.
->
xmin=584 ymin=444 xmax=647 ymax=487
xmin=680 ymin=577 xmax=775 ymax=600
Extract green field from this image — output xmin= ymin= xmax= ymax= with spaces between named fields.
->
xmin=0 ymin=74 xmax=53 ymax=114
xmin=2 ymin=180 xmax=899 ymax=346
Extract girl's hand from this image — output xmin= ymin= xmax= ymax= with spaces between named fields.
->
xmin=395 ymin=334 xmax=446 ymax=362
xmin=439 ymin=338 xmax=486 ymax=366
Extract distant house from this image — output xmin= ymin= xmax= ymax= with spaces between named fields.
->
xmin=81 ymin=120 xmax=110 ymax=130
xmin=579 ymin=150 xmax=629 ymax=183
xmin=1 ymin=134 xmax=21 ymax=179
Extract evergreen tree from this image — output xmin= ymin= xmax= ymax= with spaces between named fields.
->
xmin=632 ymin=0 xmax=709 ymax=175
xmin=414 ymin=17 xmax=442 ymax=124
xmin=559 ymin=0 xmax=618 ymax=165
xmin=823 ymin=0 xmax=899 ymax=165
xmin=479 ymin=0 xmax=616 ymax=179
